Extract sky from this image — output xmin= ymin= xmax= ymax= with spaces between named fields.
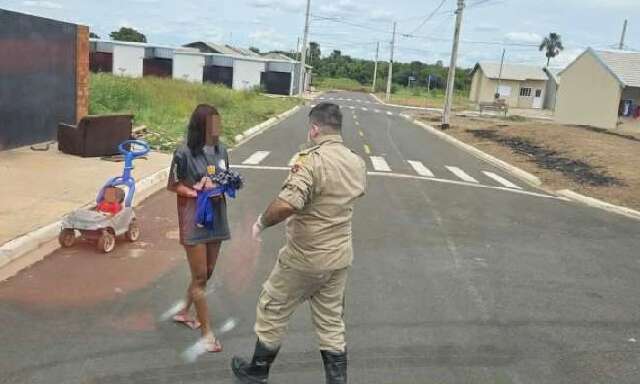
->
xmin=1 ymin=0 xmax=638 ymax=69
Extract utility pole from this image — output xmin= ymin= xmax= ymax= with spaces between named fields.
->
xmin=495 ymin=48 xmax=505 ymax=99
xmin=442 ymin=0 xmax=464 ymax=129
xmin=371 ymin=41 xmax=379 ymax=93
xmin=296 ymin=37 xmax=301 ymax=60
xmin=386 ymin=21 xmax=397 ymax=102
xmin=298 ymin=0 xmax=311 ymax=96
xmin=619 ymin=19 xmax=628 ymax=50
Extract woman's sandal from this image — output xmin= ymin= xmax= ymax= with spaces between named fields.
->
xmin=173 ymin=313 xmax=201 ymax=330
xmin=203 ymin=336 xmax=223 ymax=353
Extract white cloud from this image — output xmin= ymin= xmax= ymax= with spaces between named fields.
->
xmin=367 ymin=9 xmax=393 ymax=23
xmin=247 ymin=0 xmax=305 ymax=13
xmin=22 ymin=1 xmax=62 ymax=9
xmin=248 ymin=28 xmax=288 ymax=50
xmin=504 ymin=32 xmax=542 ymax=44
xmin=473 ymin=23 xmax=500 ymax=33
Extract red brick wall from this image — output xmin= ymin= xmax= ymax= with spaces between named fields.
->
xmin=75 ymin=25 xmax=89 ymax=123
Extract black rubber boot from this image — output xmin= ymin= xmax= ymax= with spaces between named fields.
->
xmin=231 ymin=340 xmax=279 ymax=384
xmin=321 ymin=350 xmax=348 ymax=384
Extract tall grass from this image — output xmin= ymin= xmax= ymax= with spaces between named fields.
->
xmin=376 ymin=86 xmax=472 ymax=110
xmin=90 ymin=73 xmax=301 ymax=150
xmin=314 ymin=78 xmax=370 ymax=92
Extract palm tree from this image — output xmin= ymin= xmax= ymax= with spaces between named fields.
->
xmin=539 ymin=33 xmax=564 ymax=67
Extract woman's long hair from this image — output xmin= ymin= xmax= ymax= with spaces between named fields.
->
xmin=187 ymin=104 xmax=220 ymax=155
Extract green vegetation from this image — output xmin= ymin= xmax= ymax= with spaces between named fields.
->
xmin=375 ymin=86 xmax=472 ymax=110
xmin=314 ymin=78 xmax=371 ymax=92
xmin=90 ymin=73 xmax=301 ymax=150
xmin=109 ymin=27 xmax=147 ymax=43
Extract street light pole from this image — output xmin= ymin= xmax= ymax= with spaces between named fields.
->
xmin=372 ymin=41 xmax=379 ymax=93
xmin=386 ymin=21 xmax=397 ymax=102
xmin=442 ymin=0 xmax=465 ymax=129
xmin=298 ymin=0 xmax=311 ymax=96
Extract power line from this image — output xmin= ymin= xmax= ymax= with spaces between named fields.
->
xmin=310 ymin=14 xmax=393 ymax=35
xmin=408 ymin=0 xmax=449 ymax=34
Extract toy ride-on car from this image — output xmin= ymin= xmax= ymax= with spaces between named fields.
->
xmin=58 ymin=140 xmax=150 ymax=253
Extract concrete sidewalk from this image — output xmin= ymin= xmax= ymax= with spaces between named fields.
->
xmin=0 ymin=145 xmax=172 ymax=277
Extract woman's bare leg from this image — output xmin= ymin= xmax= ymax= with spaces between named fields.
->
xmin=184 ymin=244 xmax=213 ymax=337
xmin=206 ymin=241 xmax=221 ymax=281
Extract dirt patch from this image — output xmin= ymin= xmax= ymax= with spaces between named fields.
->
xmin=467 ymin=129 xmax=624 ymax=187
xmin=414 ymin=112 xmax=640 ymax=211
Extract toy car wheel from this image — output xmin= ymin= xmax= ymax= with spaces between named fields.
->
xmin=97 ymin=230 xmax=116 ymax=253
xmin=125 ymin=220 xmax=140 ymax=242
xmin=58 ymin=229 xmax=76 ymax=248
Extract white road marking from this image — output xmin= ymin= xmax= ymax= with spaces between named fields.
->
xmin=229 ymin=165 xmax=565 ymax=200
xmin=348 ymin=106 xmax=355 ymax=110
xmin=407 ymin=161 xmax=434 ymax=177
xmin=310 ymin=104 xmax=317 ymax=108
xmin=346 ymin=98 xmax=352 ymax=101
xmin=370 ymin=156 xmax=391 ymax=172
xmin=483 ymin=171 xmax=522 ymax=189
xmin=288 ymin=154 xmax=299 ymax=166
xmin=319 ymin=97 xmax=325 ymax=100
xmin=242 ymin=151 xmax=271 ymax=165
xmin=374 ymin=109 xmax=381 ymax=113
xmin=386 ymin=111 xmax=393 ymax=116
xmin=362 ymin=107 xmax=368 ymax=112
xmin=446 ymin=166 xmax=479 ymax=183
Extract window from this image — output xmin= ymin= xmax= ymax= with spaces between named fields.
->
xmin=535 ymin=89 xmax=542 ymax=97
xmin=520 ymin=87 xmax=532 ymax=97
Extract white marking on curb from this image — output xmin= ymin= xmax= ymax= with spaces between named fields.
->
xmin=483 ymin=171 xmax=521 ymax=189
xmin=242 ymin=151 xmax=270 ymax=165
xmin=408 ymin=161 xmax=434 ymax=177
xmin=370 ymin=156 xmax=391 ymax=172
xmin=446 ymin=166 xmax=479 ymax=183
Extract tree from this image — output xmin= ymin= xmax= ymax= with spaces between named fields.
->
xmin=110 ymin=27 xmax=147 ymax=43
xmin=249 ymin=46 xmax=260 ymax=53
xmin=330 ymin=50 xmax=342 ymax=59
xmin=309 ymin=42 xmax=321 ymax=66
xmin=89 ymin=32 xmax=100 ymax=39
xmin=539 ymin=32 xmax=564 ymax=67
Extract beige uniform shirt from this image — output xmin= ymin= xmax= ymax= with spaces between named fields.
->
xmin=277 ymin=134 xmax=367 ymax=272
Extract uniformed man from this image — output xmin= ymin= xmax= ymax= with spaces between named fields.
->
xmin=231 ymin=102 xmax=367 ymax=384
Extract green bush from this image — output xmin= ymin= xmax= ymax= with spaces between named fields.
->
xmin=90 ymin=73 xmax=301 ymax=150
xmin=314 ymin=77 xmax=369 ymax=92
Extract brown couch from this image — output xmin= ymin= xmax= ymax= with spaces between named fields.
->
xmin=58 ymin=114 xmax=133 ymax=157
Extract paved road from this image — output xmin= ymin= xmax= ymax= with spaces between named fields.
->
xmin=2 ymin=91 xmax=640 ymax=383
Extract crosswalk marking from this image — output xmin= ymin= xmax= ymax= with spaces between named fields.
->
xmin=319 ymin=97 xmax=325 ymax=100
xmin=386 ymin=111 xmax=393 ymax=116
xmin=348 ymin=106 xmax=355 ymax=110
xmin=370 ymin=156 xmax=391 ymax=172
xmin=374 ymin=109 xmax=381 ymax=113
xmin=362 ymin=107 xmax=368 ymax=111
xmin=242 ymin=151 xmax=271 ymax=165
xmin=407 ymin=161 xmax=434 ymax=177
xmin=446 ymin=166 xmax=479 ymax=183
xmin=483 ymin=171 xmax=521 ymax=189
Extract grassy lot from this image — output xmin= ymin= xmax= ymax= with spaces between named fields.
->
xmin=90 ymin=73 xmax=301 ymax=150
xmin=314 ymin=78 xmax=371 ymax=92
xmin=375 ymin=87 xmax=473 ymax=110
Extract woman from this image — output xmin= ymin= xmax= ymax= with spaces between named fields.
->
xmin=167 ymin=104 xmax=231 ymax=353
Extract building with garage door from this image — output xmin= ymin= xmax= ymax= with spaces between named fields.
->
xmin=90 ymin=40 xmax=205 ymax=82
xmin=469 ymin=62 xmax=549 ymax=109
xmin=555 ymin=48 xmax=640 ymax=130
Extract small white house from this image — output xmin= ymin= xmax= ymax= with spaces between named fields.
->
xmin=172 ymin=51 xmax=206 ymax=83
xmin=233 ymin=58 xmax=266 ymax=91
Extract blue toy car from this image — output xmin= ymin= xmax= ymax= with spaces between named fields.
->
xmin=58 ymin=140 xmax=150 ymax=253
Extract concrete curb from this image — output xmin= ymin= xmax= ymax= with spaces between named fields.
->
xmin=233 ymin=105 xmax=301 ymax=148
xmin=369 ymin=93 xmax=443 ymax=112
xmin=400 ymin=114 xmax=543 ymax=187
xmin=556 ymin=190 xmax=640 ymax=221
xmin=0 ymin=103 xmax=302 ymax=281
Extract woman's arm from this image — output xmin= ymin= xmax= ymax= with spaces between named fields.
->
xmin=168 ymin=181 xmax=198 ymax=198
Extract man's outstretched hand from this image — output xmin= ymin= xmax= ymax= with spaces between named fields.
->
xmin=252 ymin=215 xmax=264 ymax=242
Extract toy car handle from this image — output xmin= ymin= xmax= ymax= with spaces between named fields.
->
xmin=119 ymin=140 xmax=150 ymax=158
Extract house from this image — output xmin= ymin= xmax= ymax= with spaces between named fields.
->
xmin=1 ymin=9 xmax=89 ymax=149
xmin=186 ymin=42 xmax=311 ymax=95
xmin=469 ymin=62 xmax=549 ymax=109
xmin=555 ymin=48 xmax=640 ymax=129
xmin=90 ymin=40 xmax=205 ymax=81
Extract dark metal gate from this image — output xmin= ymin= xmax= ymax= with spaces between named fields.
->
xmin=143 ymin=58 xmax=172 ymax=78
xmin=203 ymin=66 xmax=233 ymax=88
xmin=261 ymin=72 xmax=292 ymax=95
xmin=0 ymin=9 xmax=79 ymax=149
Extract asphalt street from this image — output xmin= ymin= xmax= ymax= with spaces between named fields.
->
xmin=2 ymin=91 xmax=640 ymax=383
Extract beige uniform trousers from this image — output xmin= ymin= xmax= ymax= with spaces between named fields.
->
xmin=254 ymin=259 xmax=349 ymax=352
